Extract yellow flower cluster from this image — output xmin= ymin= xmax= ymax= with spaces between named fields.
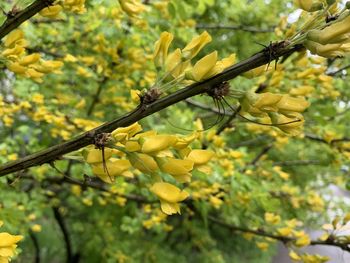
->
xmin=190 ymin=182 xmax=226 ymax=209
xmin=153 ymin=31 xmax=236 ymax=83
xmin=82 ymin=122 xmax=214 ymax=215
xmin=305 ymin=13 xmax=350 ymax=58
xmin=240 ymin=90 xmax=310 ymax=135
xmin=1 ymin=29 xmax=63 ymax=83
xmin=0 ymin=221 xmax=23 ymax=263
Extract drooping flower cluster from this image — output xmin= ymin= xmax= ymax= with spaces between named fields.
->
xmin=240 ymin=90 xmax=310 ymax=135
xmin=0 ymin=221 xmax=23 ymax=263
xmin=82 ymin=122 xmax=214 ymax=215
xmin=152 ymin=31 xmax=236 ymax=85
xmin=1 ymin=29 xmax=63 ymax=82
xmin=290 ymin=1 xmax=350 ymax=58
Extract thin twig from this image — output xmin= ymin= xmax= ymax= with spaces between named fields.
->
xmin=87 ymin=77 xmax=108 ymax=116
xmin=195 ymin=24 xmax=274 ymax=33
xmin=208 ymin=216 xmax=350 ymax=252
xmin=0 ymin=0 xmax=55 ymax=40
xmin=29 ymin=230 xmax=41 ymax=263
xmin=327 ymin=64 xmax=350 ymax=76
xmin=273 ymin=160 xmax=321 ymax=167
xmin=52 ymin=207 xmax=73 ymax=263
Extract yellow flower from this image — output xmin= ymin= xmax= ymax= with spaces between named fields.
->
xmin=277 ymin=227 xmax=293 ymax=236
xmin=209 ymin=196 xmax=223 ymax=209
xmin=186 ymin=149 xmax=214 ymax=165
xmin=150 ymin=182 xmax=189 ymax=215
xmin=19 ymin=53 xmax=41 ymax=66
xmin=159 ymin=158 xmax=194 ymax=183
xmin=186 ymin=51 xmax=218 ymax=81
xmin=256 ymin=242 xmax=269 ymax=251
xmin=118 ymin=0 xmax=145 ymax=17
xmin=173 ymin=133 xmax=198 ymax=149
xmin=182 ymin=31 xmax=212 ymax=59
xmin=39 ymin=5 xmax=63 ymax=18
xmin=2 ymin=45 xmax=25 ymax=57
xmin=6 ymin=62 xmax=27 ymax=74
xmin=32 ymin=60 xmax=64 ymax=74
xmin=111 ymin=122 xmax=142 ymax=143
xmin=91 ymin=158 xmax=131 ymax=183
xmin=304 ymin=40 xmax=345 ymax=58
xmin=164 ymin=48 xmax=190 ymax=78
xmin=0 ymin=226 xmax=23 ymax=263
xmin=153 ymin=32 xmax=174 ymax=68
xmin=264 ymin=212 xmax=281 ymax=225
xmin=128 ymin=153 xmax=159 ymax=174
xmin=140 ymin=135 xmax=177 ymax=154
xmin=295 ymin=233 xmax=311 ymax=247
xmin=290 ymin=85 xmax=315 ymax=96
xmin=83 ymin=147 xmax=113 ymax=164
xmin=270 ymin=113 xmax=305 ymax=136
xmin=250 ymin=92 xmax=283 ymax=112
xmin=307 ymin=15 xmax=350 ymax=45
xmin=206 ymin=53 xmax=236 ymax=78
xmin=289 ymin=250 xmax=301 ymax=261
xmin=31 ymin=224 xmax=42 ymax=233
xmin=276 ymin=95 xmax=310 ymax=116
xmin=4 ymin=29 xmax=24 ymax=48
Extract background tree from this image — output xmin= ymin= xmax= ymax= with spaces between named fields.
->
xmin=1 ymin=0 xmax=350 ymax=262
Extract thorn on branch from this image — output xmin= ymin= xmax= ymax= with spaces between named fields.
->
xmin=139 ymin=87 xmax=162 ymax=108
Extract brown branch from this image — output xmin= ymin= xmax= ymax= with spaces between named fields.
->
xmin=305 ymin=134 xmax=350 ymax=145
xmin=0 ymin=42 xmax=301 ymax=176
xmin=29 ymin=230 xmax=41 ymax=263
xmin=87 ymin=77 xmax=108 ymax=116
xmin=195 ymin=24 xmax=274 ymax=33
xmin=21 ymin=173 xmax=152 ymax=203
xmin=52 ymin=207 xmax=75 ymax=263
xmin=327 ymin=64 xmax=350 ymax=76
xmin=0 ymin=0 xmax=55 ymax=40
xmin=273 ymin=160 xmax=321 ymax=167
xmin=250 ymin=144 xmax=273 ymax=166
xmin=208 ymin=216 xmax=350 ymax=252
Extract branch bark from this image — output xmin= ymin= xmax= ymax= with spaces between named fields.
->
xmin=0 ymin=0 xmax=55 ymax=40
xmin=208 ymin=216 xmax=350 ymax=252
xmin=0 ymin=43 xmax=302 ymax=176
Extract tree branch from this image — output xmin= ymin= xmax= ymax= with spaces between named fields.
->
xmin=29 ymin=230 xmax=41 ymax=263
xmin=0 ymin=42 xmax=302 ymax=176
xmin=52 ymin=207 xmax=74 ymax=263
xmin=327 ymin=64 xmax=350 ymax=76
xmin=195 ymin=24 xmax=274 ymax=33
xmin=0 ymin=0 xmax=55 ymax=40
xmin=87 ymin=77 xmax=108 ymax=116
xmin=208 ymin=216 xmax=350 ymax=252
